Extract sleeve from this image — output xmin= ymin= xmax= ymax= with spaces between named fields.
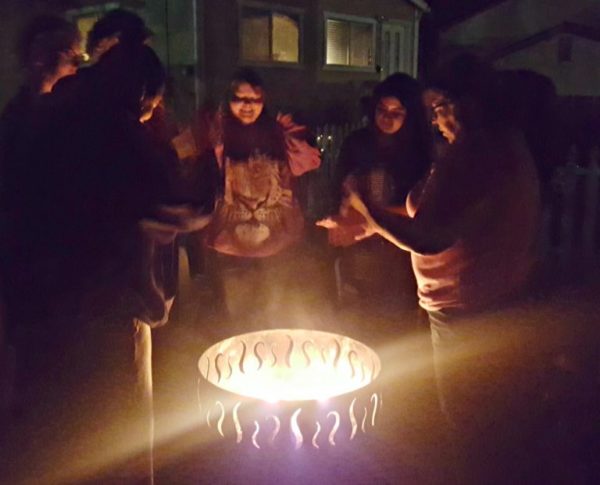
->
xmin=277 ymin=113 xmax=321 ymax=176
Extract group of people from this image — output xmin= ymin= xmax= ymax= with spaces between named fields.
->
xmin=320 ymin=55 xmax=542 ymax=480
xmin=0 ymin=7 xmax=548 ymax=484
xmin=0 ymin=9 xmax=322 ymax=483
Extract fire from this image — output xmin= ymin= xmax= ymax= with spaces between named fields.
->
xmin=198 ymin=329 xmax=382 ymax=449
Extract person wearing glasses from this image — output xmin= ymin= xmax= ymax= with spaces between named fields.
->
xmin=320 ymin=55 xmax=542 ymax=481
xmin=323 ymin=73 xmax=431 ymax=309
xmin=189 ymin=68 xmax=320 ymax=325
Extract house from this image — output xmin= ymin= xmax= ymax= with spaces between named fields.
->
xmin=197 ymin=0 xmax=430 ymax=123
xmin=440 ymin=0 xmax=600 ymax=96
xmin=0 ymin=0 xmax=430 ymax=124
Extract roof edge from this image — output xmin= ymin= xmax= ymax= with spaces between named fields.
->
xmin=489 ymin=22 xmax=600 ymax=60
xmin=406 ymin=0 xmax=431 ymax=13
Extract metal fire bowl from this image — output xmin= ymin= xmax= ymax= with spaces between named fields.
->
xmin=197 ymin=329 xmax=382 ymax=450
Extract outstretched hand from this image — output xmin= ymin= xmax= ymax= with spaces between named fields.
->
xmin=316 ymin=191 xmax=379 ymax=246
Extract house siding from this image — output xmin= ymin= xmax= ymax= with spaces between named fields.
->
xmin=203 ymin=0 xmax=419 ymax=123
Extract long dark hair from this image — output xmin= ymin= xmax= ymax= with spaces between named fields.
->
xmin=370 ymin=73 xmax=431 ymax=175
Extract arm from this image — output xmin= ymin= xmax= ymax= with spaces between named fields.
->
xmin=369 ymin=204 xmax=455 ymax=255
xmin=277 ymin=113 xmax=321 ymax=176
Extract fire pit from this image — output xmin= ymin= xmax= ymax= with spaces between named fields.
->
xmin=198 ymin=329 xmax=382 ymax=449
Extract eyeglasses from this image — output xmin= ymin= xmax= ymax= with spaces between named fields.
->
xmin=431 ymin=100 xmax=455 ymax=120
xmin=375 ymin=106 xmax=406 ymax=120
xmin=62 ymin=50 xmax=86 ymax=68
xmin=230 ymin=95 xmax=264 ymax=105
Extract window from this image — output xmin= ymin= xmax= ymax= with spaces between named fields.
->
xmin=66 ymin=3 xmax=121 ymax=57
xmin=325 ymin=15 xmax=375 ymax=68
xmin=240 ymin=5 xmax=301 ymax=64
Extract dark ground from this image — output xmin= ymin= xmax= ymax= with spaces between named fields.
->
xmin=151 ymin=243 xmax=600 ymax=485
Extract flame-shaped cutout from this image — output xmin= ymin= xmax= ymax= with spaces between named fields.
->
xmin=203 ymin=357 xmax=210 ymax=380
xmin=332 ymin=339 xmax=341 ymax=369
xmin=233 ymin=402 xmax=243 ymax=443
xmin=320 ymin=346 xmax=328 ymax=364
xmin=252 ymin=421 xmax=260 ymax=449
xmin=380 ymin=393 xmax=383 ymax=409
xmin=226 ymin=356 xmax=233 ymax=379
xmin=253 ymin=341 xmax=266 ymax=371
xmin=312 ymin=421 xmax=321 ymax=449
xmin=285 ymin=335 xmax=294 ymax=368
xmin=266 ymin=415 xmax=280 ymax=444
xmin=302 ymin=340 xmax=314 ymax=367
xmin=290 ymin=408 xmax=303 ymax=449
xmin=239 ymin=341 xmax=247 ymax=374
xmin=327 ymin=411 xmax=340 ymax=446
xmin=348 ymin=350 xmax=357 ymax=379
xmin=215 ymin=353 xmax=225 ymax=383
xmin=216 ymin=401 xmax=226 ymax=437
xmin=360 ymin=362 xmax=366 ymax=383
xmin=370 ymin=356 xmax=376 ymax=381
xmin=349 ymin=397 xmax=358 ymax=440
xmin=206 ymin=409 xmax=211 ymax=428
xmin=370 ymin=393 xmax=379 ymax=427
xmin=361 ymin=407 xmax=367 ymax=433
xmin=269 ymin=343 xmax=277 ymax=367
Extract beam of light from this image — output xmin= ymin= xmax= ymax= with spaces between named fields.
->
xmin=52 ymin=307 xmax=552 ymax=483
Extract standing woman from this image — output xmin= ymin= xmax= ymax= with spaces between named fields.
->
xmin=328 ymin=73 xmax=430 ymax=308
xmin=199 ymin=68 xmax=320 ymax=325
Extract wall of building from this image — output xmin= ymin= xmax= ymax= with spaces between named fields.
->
xmin=144 ymin=0 xmax=199 ymax=121
xmin=202 ymin=0 xmax=419 ymax=124
xmin=0 ymin=0 xmax=421 ymax=123
xmin=495 ymin=36 xmax=600 ymax=96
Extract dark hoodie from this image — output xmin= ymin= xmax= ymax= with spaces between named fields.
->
xmin=334 ymin=73 xmax=431 ymax=209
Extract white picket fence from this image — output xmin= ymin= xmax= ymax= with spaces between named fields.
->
xmin=307 ymin=123 xmax=600 ymax=274
xmin=304 ymin=121 xmax=365 ymax=219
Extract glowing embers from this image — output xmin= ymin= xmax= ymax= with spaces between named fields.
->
xmin=198 ymin=329 xmax=382 ymax=449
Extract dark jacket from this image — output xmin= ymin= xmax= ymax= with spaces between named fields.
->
xmin=335 ymin=126 xmax=430 ymax=209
